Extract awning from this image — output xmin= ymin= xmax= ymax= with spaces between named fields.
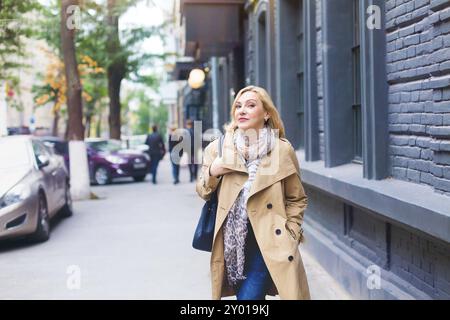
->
xmin=181 ymin=0 xmax=245 ymax=61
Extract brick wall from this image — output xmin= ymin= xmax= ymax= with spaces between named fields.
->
xmin=386 ymin=0 xmax=450 ymax=196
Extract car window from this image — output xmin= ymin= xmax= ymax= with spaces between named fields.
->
xmin=32 ymin=141 xmax=51 ymax=165
xmin=88 ymin=140 xmax=122 ymax=152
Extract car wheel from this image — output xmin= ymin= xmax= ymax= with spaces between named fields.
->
xmin=60 ymin=181 xmax=73 ymax=218
xmin=133 ymin=175 xmax=146 ymax=182
xmin=30 ymin=194 xmax=50 ymax=243
xmin=94 ymin=166 xmax=111 ymax=185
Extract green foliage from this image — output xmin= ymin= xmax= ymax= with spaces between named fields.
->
xmin=122 ymin=89 xmax=168 ymax=137
xmin=0 ymin=0 xmax=41 ymax=80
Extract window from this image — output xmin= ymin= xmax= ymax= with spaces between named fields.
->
xmin=352 ymin=0 xmax=362 ymax=163
xmin=257 ymin=12 xmax=267 ymax=89
xmin=297 ymin=1 xmax=305 ymax=149
xmin=321 ymin=0 xmax=388 ymax=178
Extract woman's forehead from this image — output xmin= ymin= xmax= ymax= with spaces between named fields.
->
xmin=237 ymin=91 xmax=259 ymax=103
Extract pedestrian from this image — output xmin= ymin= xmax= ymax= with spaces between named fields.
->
xmin=196 ymin=85 xmax=310 ymax=300
xmin=186 ymin=119 xmax=199 ymax=183
xmin=145 ymin=124 xmax=166 ymax=184
xmin=168 ymin=125 xmax=183 ymax=184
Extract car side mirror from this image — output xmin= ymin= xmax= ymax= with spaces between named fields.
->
xmin=37 ymin=155 xmax=50 ymax=169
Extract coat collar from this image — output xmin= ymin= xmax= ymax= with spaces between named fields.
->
xmin=220 ymin=130 xmax=297 ymax=198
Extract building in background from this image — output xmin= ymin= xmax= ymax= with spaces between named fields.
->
xmin=176 ymin=0 xmax=450 ymax=299
xmin=4 ymin=37 xmax=54 ymax=136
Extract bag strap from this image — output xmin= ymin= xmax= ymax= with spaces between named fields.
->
xmin=218 ymin=134 xmax=225 ymax=157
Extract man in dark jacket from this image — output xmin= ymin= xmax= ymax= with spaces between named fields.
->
xmin=145 ymin=125 xmax=166 ymax=184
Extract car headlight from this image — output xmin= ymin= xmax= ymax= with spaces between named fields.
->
xmin=106 ymin=155 xmax=127 ymax=164
xmin=0 ymin=183 xmax=31 ymax=209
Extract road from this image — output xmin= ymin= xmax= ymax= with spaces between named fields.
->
xmin=0 ymin=158 xmax=350 ymax=299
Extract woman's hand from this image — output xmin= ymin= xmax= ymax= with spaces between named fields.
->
xmin=209 ymin=156 xmax=234 ymax=177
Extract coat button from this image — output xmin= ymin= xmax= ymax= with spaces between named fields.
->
xmin=267 ymin=203 xmax=273 ymax=209
xmin=275 ymin=229 xmax=281 ymax=235
xmin=288 ymin=255 xmax=294 ymax=262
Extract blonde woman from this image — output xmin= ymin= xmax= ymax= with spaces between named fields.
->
xmin=196 ymin=85 xmax=310 ymax=300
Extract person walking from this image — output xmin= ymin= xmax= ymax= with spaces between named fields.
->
xmin=196 ymin=85 xmax=310 ymax=300
xmin=168 ymin=125 xmax=183 ymax=184
xmin=145 ymin=124 xmax=166 ymax=184
xmin=186 ymin=119 xmax=198 ymax=183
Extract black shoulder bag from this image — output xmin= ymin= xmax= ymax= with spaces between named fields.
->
xmin=192 ymin=134 xmax=224 ymax=252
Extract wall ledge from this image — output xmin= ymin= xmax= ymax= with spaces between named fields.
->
xmin=296 ymin=150 xmax=450 ymax=244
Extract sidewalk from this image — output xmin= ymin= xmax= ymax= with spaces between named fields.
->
xmin=0 ymin=156 xmax=350 ymax=299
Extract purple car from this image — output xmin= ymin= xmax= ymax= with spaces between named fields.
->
xmin=85 ymin=139 xmax=150 ymax=185
xmin=39 ymin=137 xmax=150 ymax=185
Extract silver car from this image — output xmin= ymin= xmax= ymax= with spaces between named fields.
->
xmin=0 ymin=135 xmax=72 ymax=242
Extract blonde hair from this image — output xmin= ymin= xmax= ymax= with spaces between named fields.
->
xmin=224 ymin=85 xmax=286 ymax=139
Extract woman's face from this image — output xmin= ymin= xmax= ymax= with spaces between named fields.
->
xmin=234 ymin=91 xmax=269 ymax=132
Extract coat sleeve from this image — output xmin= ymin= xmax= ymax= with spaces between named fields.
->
xmin=283 ymin=144 xmax=308 ymax=242
xmin=196 ymin=139 xmax=222 ymax=201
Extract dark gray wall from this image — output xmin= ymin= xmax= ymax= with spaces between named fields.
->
xmin=386 ymin=0 xmax=450 ymax=196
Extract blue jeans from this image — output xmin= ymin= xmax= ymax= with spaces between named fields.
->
xmin=236 ymin=223 xmax=272 ymax=300
xmin=149 ymin=157 xmax=160 ymax=183
xmin=171 ymin=161 xmax=180 ymax=182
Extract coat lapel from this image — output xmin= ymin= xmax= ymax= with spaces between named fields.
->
xmin=248 ymin=138 xmax=297 ymax=199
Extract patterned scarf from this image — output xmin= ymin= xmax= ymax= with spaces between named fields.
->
xmin=223 ymin=125 xmax=276 ymax=287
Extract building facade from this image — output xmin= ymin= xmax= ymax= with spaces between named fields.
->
xmin=179 ymin=0 xmax=450 ymax=299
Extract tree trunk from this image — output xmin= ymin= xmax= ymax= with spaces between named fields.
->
xmin=106 ymin=0 xmax=126 ymax=140
xmin=61 ymin=0 xmax=84 ymax=141
xmin=96 ymin=111 xmax=102 ymax=138
xmin=52 ymin=107 xmax=59 ymax=137
xmin=107 ymin=69 xmax=122 ymax=139
xmin=85 ymin=114 xmax=91 ymax=137
xmin=61 ymin=0 xmax=90 ymax=200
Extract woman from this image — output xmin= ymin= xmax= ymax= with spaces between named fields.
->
xmin=196 ymin=85 xmax=310 ymax=300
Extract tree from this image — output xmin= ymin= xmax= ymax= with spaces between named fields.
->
xmin=61 ymin=0 xmax=83 ymax=140
xmin=33 ymin=51 xmax=104 ymax=136
xmin=61 ymin=0 xmax=90 ymax=200
xmin=105 ymin=0 xmax=164 ymax=139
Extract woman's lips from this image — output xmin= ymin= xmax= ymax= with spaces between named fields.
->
xmin=238 ymin=118 xmax=249 ymax=122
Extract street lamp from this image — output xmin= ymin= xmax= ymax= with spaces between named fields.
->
xmin=188 ymin=68 xmax=205 ymax=89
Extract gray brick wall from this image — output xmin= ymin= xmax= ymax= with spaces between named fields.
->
xmin=386 ymin=0 xmax=450 ymax=196
xmin=391 ymin=224 xmax=450 ymax=298
xmin=306 ymin=186 xmax=450 ymax=299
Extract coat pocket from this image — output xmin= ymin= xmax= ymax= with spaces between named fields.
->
xmin=272 ymin=214 xmax=300 ymax=251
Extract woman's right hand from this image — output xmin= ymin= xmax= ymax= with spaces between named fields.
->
xmin=209 ymin=156 xmax=234 ymax=177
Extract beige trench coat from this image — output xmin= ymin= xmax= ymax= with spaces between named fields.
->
xmin=196 ymin=130 xmax=310 ymax=300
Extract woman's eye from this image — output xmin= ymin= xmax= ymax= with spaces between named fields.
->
xmin=248 ymin=104 xmax=255 ymax=108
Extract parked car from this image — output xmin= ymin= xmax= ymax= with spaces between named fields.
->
xmin=0 ymin=135 xmax=72 ymax=242
xmin=7 ymin=126 xmax=31 ymax=136
xmin=37 ymin=137 xmax=151 ymax=185
xmin=85 ymin=138 xmax=150 ymax=185
xmin=122 ymin=135 xmax=149 ymax=153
